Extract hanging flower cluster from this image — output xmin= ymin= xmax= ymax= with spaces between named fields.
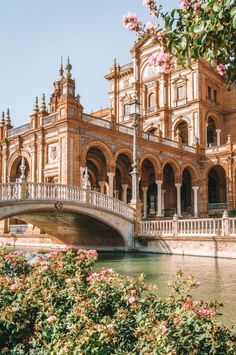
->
xmin=143 ymin=0 xmax=158 ymax=17
xmin=149 ymin=50 xmax=172 ymax=74
xmin=122 ymin=12 xmax=143 ymax=33
xmin=180 ymin=0 xmax=202 ymax=11
xmin=123 ymin=0 xmax=236 ymax=84
xmin=217 ymin=64 xmax=227 ymax=76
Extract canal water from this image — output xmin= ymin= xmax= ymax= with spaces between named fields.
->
xmin=96 ymin=253 xmax=236 ymax=327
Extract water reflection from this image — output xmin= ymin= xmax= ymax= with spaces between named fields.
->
xmin=97 ymin=253 xmax=236 ymax=326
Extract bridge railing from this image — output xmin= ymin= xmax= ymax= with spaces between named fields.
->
xmin=0 ymin=183 xmax=21 ymax=200
xmin=139 ymin=215 xmax=236 ymax=238
xmin=140 ymin=220 xmax=173 ymax=236
xmin=0 ymin=182 xmax=135 ymax=221
xmin=88 ymin=191 xmax=134 ymax=220
xmin=27 ymin=183 xmax=87 ymax=204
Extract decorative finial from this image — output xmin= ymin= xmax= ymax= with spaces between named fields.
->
xmin=1 ymin=111 xmax=5 ymax=125
xmin=41 ymin=93 xmax=47 ymax=112
xmin=66 ymin=56 xmax=72 ymax=78
xmin=76 ymin=93 xmax=81 ymax=104
xmin=34 ymin=96 xmax=39 ymax=113
xmin=113 ymin=57 xmax=117 ymax=67
xmin=20 ymin=157 xmax=26 ymax=180
xmin=227 ymin=134 xmax=231 ymax=144
xmin=83 ymin=167 xmax=90 ymax=189
xmin=59 ymin=56 xmax=64 ymax=78
xmin=6 ymin=108 xmax=11 ymax=125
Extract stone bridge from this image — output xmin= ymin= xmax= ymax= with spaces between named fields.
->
xmin=0 ymin=182 xmax=136 ymax=250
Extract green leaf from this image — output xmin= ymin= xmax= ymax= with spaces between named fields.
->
xmin=231 ymin=8 xmax=236 ymax=18
xmin=178 ymin=36 xmax=187 ymax=50
xmin=213 ymin=3 xmax=221 ymax=12
xmin=233 ymin=15 xmax=236 ymax=29
xmin=193 ymin=21 xmax=205 ymax=33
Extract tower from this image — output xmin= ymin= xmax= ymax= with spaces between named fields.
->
xmin=49 ymin=57 xmax=83 ymax=120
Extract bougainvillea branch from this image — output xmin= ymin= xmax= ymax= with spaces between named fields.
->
xmin=123 ymin=0 xmax=236 ymax=86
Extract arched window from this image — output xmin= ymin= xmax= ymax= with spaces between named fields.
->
xmin=124 ymin=104 xmax=130 ymax=117
xmin=148 ymin=93 xmax=155 ymax=109
xmin=175 ymin=120 xmax=188 ymax=144
xmin=207 ymin=117 xmax=217 ymax=146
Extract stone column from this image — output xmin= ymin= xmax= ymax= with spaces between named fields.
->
xmin=206 ymin=123 xmax=208 ymax=146
xmin=80 ymin=167 xmax=85 ymax=187
xmin=122 ymin=184 xmax=128 ymax=203
xmin=161 ymin=189 xmax=166 ymax=214
xmin=156 ymin=180 xmax=163 ymax=217
xmin=175 ymin=183 xmax=182 ymax=217
xmin=30 ymin=144 xmax=37 ymax=182
xmin=107 ymin=172 xmax=115 ymax=197
xmin=216 ymin=129 xmax=221 ymax=146
xmin=99 ymin=181 xmax=106 ymax=194
xmin=192 ymin=186 xmax=199 ymax=218
xmin=114 ymin=189 xmax=119 ymax=199
xmin=142 ymin=186 xmax=148 ymax=219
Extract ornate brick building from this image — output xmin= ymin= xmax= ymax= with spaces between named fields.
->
xmin=1 ymin=37 xmax=236 ymax=233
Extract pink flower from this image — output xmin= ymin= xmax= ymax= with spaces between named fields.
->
xmin=180 ymin=0 xmax=190 ymax=10
xmin=160 ymin=320 xmax=168 ymax=333
xmin=195 ymin=308 xmax=216 ymax=317
xmin=173 ymin=317 xmax=181 ymax=325
xmin=86 ymin=272 xmax=99 ymax=281
xmin=217 ymin=64 xmax=226 ymax=76
xmin=146 ymin=21 xmax=156 ymax=31
xmin=122 ymin=12 xmax=142 ymax=33
xmin=9 ymin=283 xmax=18 ymax=291
xmin=46 ymin=315 xmax=57 ymax=323
xmin=183 ymin=299 xmax=193 ymax=309
xmin=156 ymin=30 xmax=166 ymax=42
xmin=149 ymin=50 xmax=171 ymax=74
xmin=192 ymin=1 xmax=202 ymax=10
xmin=128 ymin=295 xmax=136 ymax=304
xmin=130 ymin=289 xmax=136 ymax=296
xmin=143 ymin=0 xmax=158 ymax=17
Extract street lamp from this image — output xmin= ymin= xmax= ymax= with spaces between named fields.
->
xmin=130 ymin=95 xmax=141 ymax=205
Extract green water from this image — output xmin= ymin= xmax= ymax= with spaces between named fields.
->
xmin=96 ymin=253 xmax=236 ymax=327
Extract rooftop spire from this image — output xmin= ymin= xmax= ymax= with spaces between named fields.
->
xmin=66 ymin=56 xmax=72 ymax=78
xmin=1 ymin=111 xmax=5 ymax=125
xmin=6 ymin=108 xmax=11 ymax=125
xmin=59 ymin=56 xmax=64 ymax=78
xmin=41 ymin=93 xmax=47 ymax=112
xmin=113 ymin=57 xmax=117 ymax=67
xmin=33 ymin=96 xmax=39 ymax=114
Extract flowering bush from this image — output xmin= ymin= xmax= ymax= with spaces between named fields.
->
xmin=123 ymin=0 xmax=236 ymax=86
xmin=0 ymin=249 xmax=235 ymax=354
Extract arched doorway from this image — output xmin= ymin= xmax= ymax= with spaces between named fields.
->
xmin=141 ymin=158 xmax=156 ymax=217
xmin=181 ymin=168 xmax=192 ymax=214
xmin=208 ymin=166 xmax=227 ymax=210
xmin=8 ymin=156 xmax=30 ymax=231
xmin=207 ymin=117 xmax=217 ymax=146
xmin=115 ymin=153 xmax=132 ymax=202
xmin=86 ymin=147 xmax=107 ymax=192
xmin=175 ymin=120 xmax=188 ymax=144
xmin=163 ymin=164 xmax=176 ymax=216
xmin=9 ymin=156 xmax=30 ymax=182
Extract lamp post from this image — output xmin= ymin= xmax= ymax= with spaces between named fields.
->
xmin=130 ymin=95 xmax=141 ymax=205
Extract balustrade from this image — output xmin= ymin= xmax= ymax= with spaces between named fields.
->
xmin=139 ymin=216 xmax=236 ymax=238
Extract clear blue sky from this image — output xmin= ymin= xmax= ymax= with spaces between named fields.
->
xmin=0 ymin=0 xmax=178 ymax=127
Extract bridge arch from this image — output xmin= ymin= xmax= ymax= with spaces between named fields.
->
xmin=0 ymin=183 xmax=135 ymax=249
